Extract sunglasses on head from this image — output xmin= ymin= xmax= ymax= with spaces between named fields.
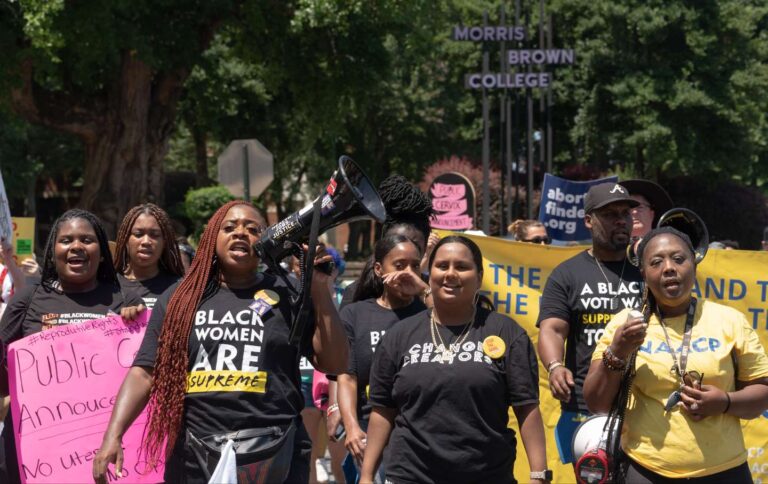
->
xmin=523 ymin=236 xmax=552 ymax=245
xmin=682 ymin=370 xmax=703 ymax=387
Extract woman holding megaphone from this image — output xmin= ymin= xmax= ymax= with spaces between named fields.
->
xmin=93 ymin=201 xmax=349 ymax=484
xmin=583 ymin=225 xmax=768 ymax=483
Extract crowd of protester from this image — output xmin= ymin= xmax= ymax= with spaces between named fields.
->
xmin=0 ymin=175 xmax=763 ymax=484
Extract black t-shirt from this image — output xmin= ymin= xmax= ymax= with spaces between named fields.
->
xmin=0 ymin=282 xmax=143 ymax=344
xmin=536 ymin=250 xmax=642 ymax=412
xmin=117 ymin=272 xmax=180 ymax=309
xmin=368 ymin=309 xmax=538 ymax=484
xmin=133 ymin=273 xmax=314 ymax=481
xmin=340 ymin=298 xmax=425 ymax=419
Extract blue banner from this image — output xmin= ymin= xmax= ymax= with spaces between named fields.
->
xmin=537 ymin=173 xmax=618 ymax=241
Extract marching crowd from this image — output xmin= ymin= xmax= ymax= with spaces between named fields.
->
xmin=0 ymin=175 xmax=764 ymax=484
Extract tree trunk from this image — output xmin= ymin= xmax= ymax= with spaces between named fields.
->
xmin=12 ymin=53 xmax=189 ymax=236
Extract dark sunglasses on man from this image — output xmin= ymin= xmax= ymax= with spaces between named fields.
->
xmin=523 ymin=236 xmax=552 ymax=245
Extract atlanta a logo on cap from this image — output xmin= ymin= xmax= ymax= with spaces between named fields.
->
xmin=609 ymin=184 xmax=626 ymax=194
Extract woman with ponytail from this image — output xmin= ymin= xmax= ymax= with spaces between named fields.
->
xmin=584 ymin=227 xmax=768 ymax=483
xmin=114 ymin=203 xmax=185 ymax=308
xmin=337 ymin=234 xmax=430 ymax=482
xmin=93 ymin=201 xmax=348 ymax=483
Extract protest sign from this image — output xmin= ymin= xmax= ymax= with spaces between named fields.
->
xmin=7 ymin=311 xmax=163 ymax=483
xmin=11 ymin=217 xmax=35 ymax=262
xmin=0 ymin=170 xmax=13 ymax=242
xmin=440 ymin=231 xmax=768 ymax=483
xmin=429 ymin=172 xmax=476 ymax=230
xmin=537 ymin=174 xmax=618 ymax=241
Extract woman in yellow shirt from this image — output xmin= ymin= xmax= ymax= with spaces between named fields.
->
xmin=584 ymin=226 xmax=768 ymax=483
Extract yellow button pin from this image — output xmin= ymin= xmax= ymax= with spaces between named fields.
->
xmin=254 ymin=289 xmax=280 ymax=306
xmin=482 ymin=335 xmax=506 ymax=359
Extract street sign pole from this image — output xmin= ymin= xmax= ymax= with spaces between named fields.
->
xmin=242 ymin=143 xmax=251 ymax=201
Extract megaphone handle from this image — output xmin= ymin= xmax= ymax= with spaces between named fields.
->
xmin=289 ymin=196 xmax=323 ymax=346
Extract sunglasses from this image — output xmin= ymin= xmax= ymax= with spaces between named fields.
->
xmin=523 ymin=236 xmax=552 ymax=245
xmin=682 ymin=370 xmax=703 ymax=387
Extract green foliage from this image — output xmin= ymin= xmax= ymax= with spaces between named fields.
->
xmin=184 ymin=185 xmax=235 ymax=236
xmin=550 ymin=0 xmax=768 ymax=184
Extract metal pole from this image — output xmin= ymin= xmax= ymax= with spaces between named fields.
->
xmin=546 ymin=13 xmax=554 ymax=173
xmin=526 ymin=5 xmax=534 ymax=219
xmin=499 ymin=4 xmax=507 ymax=235
xmin=512 ymin=0 xmax=522 ymax=220
xmin=539 ymin=0 xmax=546 ymax=175
xmin=482 ymin=48 xmax=491 ymax=234
xmin=242 ymin=143 xmax=250 ymax=201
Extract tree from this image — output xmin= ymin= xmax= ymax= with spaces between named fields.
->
xmin=549 ymin=0 xmax=768 ymax=184
xmin=0 ymin=0 xmax=240 ymax=233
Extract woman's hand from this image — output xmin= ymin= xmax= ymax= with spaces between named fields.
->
xmin=609 ymin=311 xmax=647 ymax=359
xmin=326 ymin=406 xmax=343 ymax=442
xmin=21 ymin=258 xmax=41 ymax=276
xmin=92 ymin=434 xmax=124 ymax=483
xmin=420 ymin=232 xmax=440 ymax=273
xmin=548 ymin=366 xmax=575 ymax=402
xmin=120 ymin=304 xmax=146 ymax=322
xmin=381 ymin=270 xmax=428 ymax=297
xmin=344 ymin=421 xmax=367 ymax=465
xmin=679 ymin=384 xmax=729 ymax=421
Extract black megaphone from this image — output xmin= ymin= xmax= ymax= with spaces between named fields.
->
xmin=254 ymin=155 xmax=386 ymax=268
xmin=657 ymin=208 xmax=709 ymax=264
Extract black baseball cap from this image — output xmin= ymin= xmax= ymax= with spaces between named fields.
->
xmin=584 ymin=182 xmax=639 ymax=213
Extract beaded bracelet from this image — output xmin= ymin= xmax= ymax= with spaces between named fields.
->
xmin=602 ymin=347 xmax=626 ymax=372
xmin=546 ymin=360 xmax=564 ymax=374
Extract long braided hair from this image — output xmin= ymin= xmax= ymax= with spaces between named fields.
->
xmin=41 ymin=209 xmax=118 ymax=290
xmin=113 ymin=203 xmax=185 ymax=277
xmin=606 ymin=227 xmax=696 ymax=478
xmin=142 ymin=200 xmax=251 ymax=464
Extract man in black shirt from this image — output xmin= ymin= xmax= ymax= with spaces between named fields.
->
xmin=537 ymin=182 xmax=643 ymax=465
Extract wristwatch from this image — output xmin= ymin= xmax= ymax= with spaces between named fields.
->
xmin=530 ymin=469 xmax=553 ymax=481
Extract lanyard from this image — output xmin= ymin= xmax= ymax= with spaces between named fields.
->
xmin=657 ymin=298 xmax=698 ymax=383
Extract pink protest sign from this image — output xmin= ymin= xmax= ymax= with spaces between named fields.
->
xmin=7 ymin=312 xmax=164 ymax=483
xmin=428 ymin=172 xmax=476 ymax=230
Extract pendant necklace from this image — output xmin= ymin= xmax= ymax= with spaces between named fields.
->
xmin=592 ymin=252 xmax=626 ymax=311
xmin=430 ymin=309 xmax=475 ymax=363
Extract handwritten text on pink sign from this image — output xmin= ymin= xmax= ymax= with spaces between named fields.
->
xmin=8 ymin=312 xmax=163 ymax=483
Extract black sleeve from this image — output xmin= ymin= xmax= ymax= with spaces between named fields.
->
xmin=132 ymin=287 xmax=172 ymax=368
xmin=339 ymin=305 xmax=358 ymax=376
xmin=299 ymin=300 xmax=317 ymax=360
xmin=339 ymin=282 xmax=356 ymax=310
xmin=367 ymin=331 xmax=398 ymax=408
xmin=506 ymin=332 xmax=540 ymax=406
xmin=0 ymin=284 xmax=37 ymax=346
xmin=536 ymin=265 xmax=571 ymax=327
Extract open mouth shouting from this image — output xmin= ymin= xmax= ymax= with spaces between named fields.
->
xmin=228 ymin=241 xmax=252 ymax=258
xmin=66 ymin=254 xmax=89 ymax=271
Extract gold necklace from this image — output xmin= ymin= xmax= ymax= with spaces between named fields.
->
xmin=430 ymin=309 xmax=475 ymax=363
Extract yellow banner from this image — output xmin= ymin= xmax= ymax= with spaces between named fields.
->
xmin=444 ymin=232 xmax=768 ymax=483
xmin=11 ymin=217 xmax=35 ymax=263
xmin=186 ymin=370 xmax=268 ymax=393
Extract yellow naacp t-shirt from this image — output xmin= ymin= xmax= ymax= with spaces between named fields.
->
xmin=593 ymin=300 xmax=768 ymax=478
